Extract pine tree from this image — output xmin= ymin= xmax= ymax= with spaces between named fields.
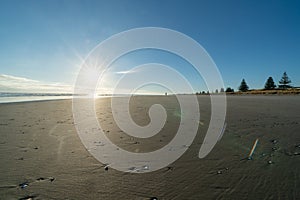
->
xmin=264 ymin=77 xmax=276 ymax=90
xmin=279 ymin=72 xmax=291 ymax=89
xmin=239 ymin=79 xmax=249 ymax=92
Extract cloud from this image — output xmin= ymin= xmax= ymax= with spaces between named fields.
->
xmin=115 ymin=70 xmax=136 ymax=74
xmin=0 ymin=74 xmax=73 ymax=93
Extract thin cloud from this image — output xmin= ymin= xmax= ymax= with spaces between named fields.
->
xmin=0 ymin=74 xmax=73 ymax=93
xmin=115 ymin=70 xmax=136 ymax=74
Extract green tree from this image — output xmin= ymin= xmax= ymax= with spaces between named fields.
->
xmin=225 ymin=87 xmax=234 ymax=93
xmin=264 ymin=77 xmax=276 ymax=90
xmin=278 ymin=72 xmax=292 ymax=89
xmin=239 ymin=79 xmax=249 ymax=92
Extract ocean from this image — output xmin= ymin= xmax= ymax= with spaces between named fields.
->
xmin=0 ymin=92 xmax=73 ymax=103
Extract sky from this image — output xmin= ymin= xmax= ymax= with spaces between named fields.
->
xmin=0 ymin=0 xmax=299 ymax=94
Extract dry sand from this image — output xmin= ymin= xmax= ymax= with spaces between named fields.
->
xmin=0 ymin=95 xmax=299 ymax=199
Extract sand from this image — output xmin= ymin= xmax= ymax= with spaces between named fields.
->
xmin=0 ymin=95 xmax=299 ymax=199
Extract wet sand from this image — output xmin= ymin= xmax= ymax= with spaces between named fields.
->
xmin=0 ymin=95 xmax=299 ymax=199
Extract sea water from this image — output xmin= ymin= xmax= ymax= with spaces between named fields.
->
xmin=0 ymin=92 xmax=73 ymax=103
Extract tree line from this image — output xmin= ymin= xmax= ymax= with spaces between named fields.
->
xmin=195 ymin=71 xmax=294 ymax=95
xmin=237 ymin=71 xmax=292 ymax=92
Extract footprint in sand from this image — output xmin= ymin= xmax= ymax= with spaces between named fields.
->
xmin=19 ymin=195 xmax=37 ymax=200
xmin=18 ymin=177 xmax=55 ymax=189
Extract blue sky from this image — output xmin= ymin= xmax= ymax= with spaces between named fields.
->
xmin=0 ymin=0 xmax=299 ymax=93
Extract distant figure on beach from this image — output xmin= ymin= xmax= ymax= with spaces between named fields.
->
xmin=165 ymin=92 xmax=167 ymax=96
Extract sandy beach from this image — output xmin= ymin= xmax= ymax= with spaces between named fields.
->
xmin=0 ymin=95 xmax=299 ymax=199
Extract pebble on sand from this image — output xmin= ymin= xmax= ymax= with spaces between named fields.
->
xmin=19 ymin=182 xmax=29 ymax=189
xmin=271 ymin=139 xmax=278 ymax=144
xmin=268 ymin=160 xmax=274 ymax=164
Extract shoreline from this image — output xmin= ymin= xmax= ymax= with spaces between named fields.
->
xmin=1 ymin=93 xmax=299 ymax=104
